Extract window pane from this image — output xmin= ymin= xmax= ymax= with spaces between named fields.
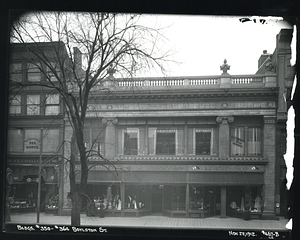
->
xmin=46 ymin=94 xmax=59 ymax=104
xmin=117 ymin=129 xmax=124 ymax=155
xmin=124 ymin=129 xmax=138 ymax=155
xmin=139 ymin=128 xmax=146 ymax=155
xmin=24 ymin=129 xmax=41 ymax=152
xmin=187 ymin=128 xmax=194 ymax=154
xmin=7 ymin=129 xmax=23 ymax=152
xmin=27 ymin=95 xmax=40 ymax=115
xmin=45 ymin=106 xmax=60 ymax=115
xmin=27 ymin=63 xmax=41 ymax=82
xmin=196 ymin=131 xmax=211 ymax=155
xmin=231 ymin=127 xmax=245 ymax=155
xmin=9 ymin=95 xmax=21 ymax=114
xmin=46 ymin=62 xmax=59 ymax=81
xmin=43 ymin=129 xmax=60 ymax=152
xmin=176 ymin=129 xmax=184 ymax=155
xmin=10 ymin=63 xmax=22 ymax=82
xmin=247 ymin=128 xmax=261 ymax=155
xmin=148 ymin=128 xmax=156 ymax=155
xmin=45 ymin=94 xmax=60 ymax=115
xmin=156 ymin=130 xmax=175 ymax=155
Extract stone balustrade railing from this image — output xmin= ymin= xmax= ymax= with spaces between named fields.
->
xmin=113 ymin=74 xmax=275 ymax=90
xmin=68 ymin=74 xmax=276 ymax=93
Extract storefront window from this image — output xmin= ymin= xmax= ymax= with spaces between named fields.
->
xmin=189 ymin=186 xmax=215 ymax=212
xmin=125 ymin=185 xmax=150 ymax=210
xmin=163 ymin=185 xmax=186 ymax=211
xmin=231 ymin=127 xmax=262 ymax=156
xmin=227 ymin=186 xmax=262 ymax=213
xmin=84 ymin=185 xmax=121 ymax=211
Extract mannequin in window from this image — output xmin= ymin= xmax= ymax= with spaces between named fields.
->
xmin=254 ymin=195 xmax=262 ymax=212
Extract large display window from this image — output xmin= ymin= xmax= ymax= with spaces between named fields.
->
xmin=125 ymin=185 xmax=150 ymax=210
xmin=163 ymin=185 xmax=186 ymax=211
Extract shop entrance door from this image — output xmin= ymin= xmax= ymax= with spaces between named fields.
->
xmin=151 ymin=185 xmax=163 ymax=214
xmin=151 ymin=192 xmax=163 ymax=214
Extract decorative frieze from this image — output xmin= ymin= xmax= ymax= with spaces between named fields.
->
xmin=87 ymin=101 xmax=275 ymax=114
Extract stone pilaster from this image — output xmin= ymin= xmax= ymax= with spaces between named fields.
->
xmin=216 ymin=116 xmax=234 ymax=159
xmin=262 ymin=116 xmax=279 ymax=219
xmin=102 ymin=118 xmax=118 ymax=158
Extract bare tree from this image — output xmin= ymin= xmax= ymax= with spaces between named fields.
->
xmin=10 ymin=11 xmax=172 ymax=225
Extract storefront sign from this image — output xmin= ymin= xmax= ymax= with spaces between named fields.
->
xmin=24 ymin=138 xmax=40 ymax=152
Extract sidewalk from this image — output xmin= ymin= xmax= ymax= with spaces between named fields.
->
xmin=7 ymin=213 xmax=291 ymax=230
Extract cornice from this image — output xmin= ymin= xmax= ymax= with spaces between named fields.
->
xmin=85 ymin=156 xmax=268 ymax=165
xmin=89 ymin=88 xmax=279 ymax=101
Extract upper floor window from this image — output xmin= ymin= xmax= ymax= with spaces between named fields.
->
xmin=7 ymin=128 xmax=23 ymax=152
xmin=8 ymin=128 xmax=60 ymax=153
xmin=27 ymin=63 xmax=41 ymax=82
xmin=10 ymin=63 xmax=22 ymax=82
xmin=187 ymin=128 xmax=215 ymax=155
xmin=9 ymin=95 xmax=21 ymax=115
xmin=230 ymin=126 xmax=262 ymax=156
xmin=118 ymin=128 xmax=145 ymax=155
xmin=84 ymin=126 xmax=105 ymax=156
xmin=26 ymin=95 xmax=40 ymax=115
xmin=46 ymin=62 xmax=59 ymax=82
xmin=148 ymin=127 xmax=184 ymax=155
xmin=45 ymin=94 xmax=60 ymax=115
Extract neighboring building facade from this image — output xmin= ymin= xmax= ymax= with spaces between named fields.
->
xmin=7 ymin=42 xmax=66 ymax=214
xmin=7 ymin=29 xmax=294 ymax=220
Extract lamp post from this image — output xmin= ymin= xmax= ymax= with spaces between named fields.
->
xmin=37 ymin=128 xmax=43 ymax=223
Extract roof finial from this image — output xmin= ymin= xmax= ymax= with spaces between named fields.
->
xmin=107 ymin=65 xmax=116 ymax=78
xmin=220 ymin=59 xmax=230 ymax=74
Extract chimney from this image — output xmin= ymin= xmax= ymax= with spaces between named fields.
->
xmin=73 ymin=47 xmax=82 ymax=70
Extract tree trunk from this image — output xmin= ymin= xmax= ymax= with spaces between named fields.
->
xmin=69 ymin=133 xmax=82 ymax=226
xmin=71 ymin=191 xmax=82 ymax=226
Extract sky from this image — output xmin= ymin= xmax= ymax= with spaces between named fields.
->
xmin=139 ymin=14 xmax=294 ymax=77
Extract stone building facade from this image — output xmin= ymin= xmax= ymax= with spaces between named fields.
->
xmin=60 ymin=29 xmax=294 ymax=219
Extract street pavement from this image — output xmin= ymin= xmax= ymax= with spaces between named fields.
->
xmin=7 ymin=212 xmax=292 ymax=230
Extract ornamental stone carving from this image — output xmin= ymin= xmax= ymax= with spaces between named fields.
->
xmin=220 ymin=59 xmax=230 ymax=74
xmin=102 ymin=117 xmax=118 ymax=125
xmin=216 ymin=116 xmax=234 ymax=124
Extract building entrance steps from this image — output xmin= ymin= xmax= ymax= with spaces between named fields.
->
xmin=7 ymin=213 xmax=291 ymax=230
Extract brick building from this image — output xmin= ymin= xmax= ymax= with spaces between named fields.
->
xmin=7 ymin=42 xmax=66 ymax=214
